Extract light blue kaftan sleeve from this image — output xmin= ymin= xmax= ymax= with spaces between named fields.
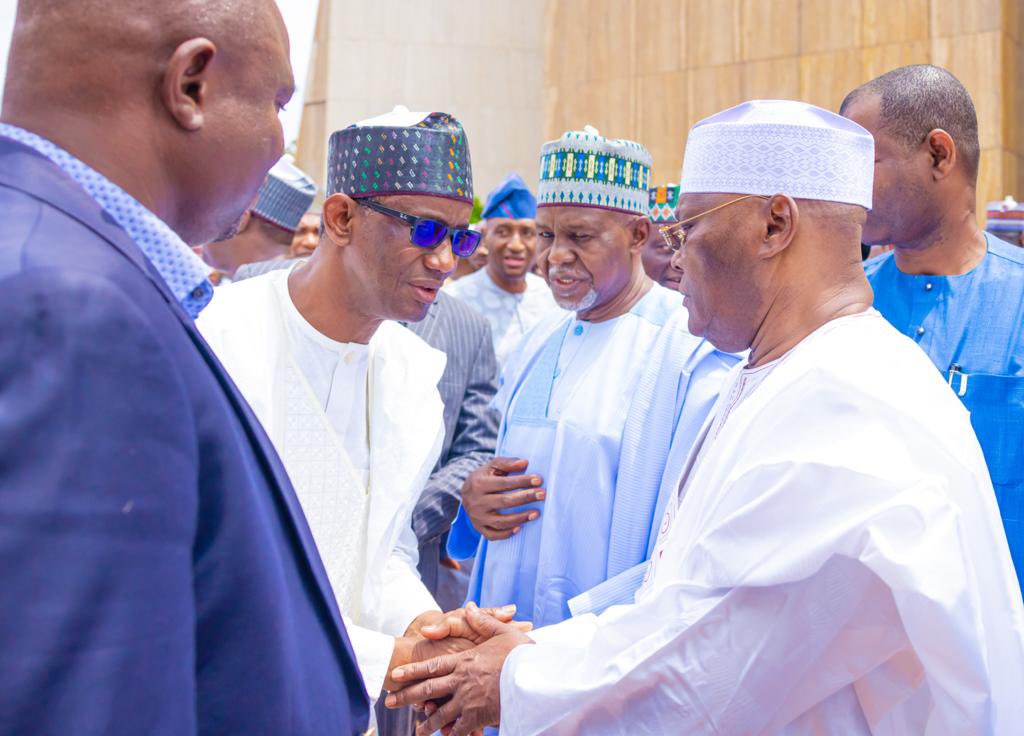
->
xmin=569 ymin=317 xmax=741 ymax=617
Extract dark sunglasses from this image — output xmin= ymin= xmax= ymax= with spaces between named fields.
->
xmin=357 ymin=199 xmax=482 ymax=258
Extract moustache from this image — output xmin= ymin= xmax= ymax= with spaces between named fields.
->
xmin=548 ymin=267 xmax=589 ymax=281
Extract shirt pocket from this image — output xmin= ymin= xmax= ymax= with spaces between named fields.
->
xmin=959 ymin=373 xmax=1024 ymax=490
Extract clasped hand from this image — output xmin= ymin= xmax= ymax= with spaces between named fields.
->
xmin=385 ymin=602 xmax=534 ymax=736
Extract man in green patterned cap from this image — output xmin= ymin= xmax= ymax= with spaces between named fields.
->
xmin=642 ymin=183 xmax=685 ymax=290
xmin=445 ymin=127 xmax=737 ymax=639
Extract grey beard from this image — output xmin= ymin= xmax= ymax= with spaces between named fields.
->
xmin=555 ymin=287 xmax=599 ymax=313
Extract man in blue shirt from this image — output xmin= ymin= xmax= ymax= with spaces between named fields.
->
xmin=841 ymin=65 xmax=1024 ymax=593
xmin=0 ymin=0 xmax=368 ymax=732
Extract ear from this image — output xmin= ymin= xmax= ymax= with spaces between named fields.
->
xmin=760 ymin=195 xmax=799 ymax=260
xmin=924 ymin=129 xmax=957 ymax=181
xmin=322 ymin=193 xmax=359 ymax=248
xmin=161 ymin=38 xmax=217 ymax=132
xmin=235 ymin=208 xmax=253 ymax=234
xmin=628 ymin=217 xmax=651 ymax=255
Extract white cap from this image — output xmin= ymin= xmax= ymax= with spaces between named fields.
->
xmin=354 ymin=104 xmax=425 ymax=127
xmin=680 ymin=100 xmax=875 ymax=209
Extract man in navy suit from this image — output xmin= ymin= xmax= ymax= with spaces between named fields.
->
xmin=0 ymin=1 xmax=369 ymax=733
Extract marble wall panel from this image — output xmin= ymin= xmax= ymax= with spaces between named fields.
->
xmin=637 ymin=70 xmax=689 ymax=180
xmin=799 ymin=48 xmax=866 ymax=112
xmin=931 ymin=0 xmax=1002 ymax=38
xmin=741 ymin=57 xmax=801 ymax=100
xmin=687 ymin=64 xmax=744 ymax=130
xmin=685 ymin=0 xmax=741 ymax=67
xmin=740 ymin=0 xmax=800 ymax=61
xmin=861 ymin=0 xmax=930 ymax=46
xmin=801 ymin=0 xmax=864 ymax=54
xmin=861 ymin=40 xmax=931 ymax=81
xmin=634 ymin=0 xmax=687 ymax=75
xmin=931 ymin=32 xmax=1004 ymax=149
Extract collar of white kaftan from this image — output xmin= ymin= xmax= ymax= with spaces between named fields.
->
xmin=276 ymin=270 xmax=371 ymax=355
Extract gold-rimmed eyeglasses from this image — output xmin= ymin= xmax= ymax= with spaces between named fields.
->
xmin=659 ymin=195 xmax=769 ymax=252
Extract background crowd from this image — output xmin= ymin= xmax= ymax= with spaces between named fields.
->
xmin=2 ymin=1 xmax=1024 ymax=735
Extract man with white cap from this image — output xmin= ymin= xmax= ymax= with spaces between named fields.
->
xmin=201 ymin=156 xmax=316 ymax=279
xmin=446 ymin=127 xmax=735 ymax=634
xmin=197 ymin=109 xmax=518 ymax=711
xmin=385 ymin=101 xmax=1024 ymax=735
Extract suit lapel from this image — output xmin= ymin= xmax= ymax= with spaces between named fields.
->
xmin=0 ymin=140 xmax=356 ymax=661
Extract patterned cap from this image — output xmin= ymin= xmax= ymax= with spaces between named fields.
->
xmin=648 ymin=184 xmax=681 ymax=223
xmin=327 ymin=106 xmax=473 ymax=203
xmin=251 ymin=157 xmax=317 ymax=233
xmin=537 ymin=126 xmax=652 ymax=215
xmin=986 ymin=196 xmax=1024 ymax=233
xmin=682 ymin=100 xmax=875 ymax=209
xmin=482 ymin=173 xmax=537 ymax=220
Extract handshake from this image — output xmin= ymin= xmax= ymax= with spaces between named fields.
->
xmin=385 ymin=602 xmax=535 ymax=736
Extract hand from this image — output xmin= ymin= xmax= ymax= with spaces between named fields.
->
xmin=461 ymin=457 xmax=545 ymax=541
xmin=385 ymin=604 xmax=534 ymax=736
xmin=389 ymin=605 xmax=527 ymax=692
xmin=384 ymin=634 xmax=476 ymax=693
xmin=404 ymin=605 xmax=518 ymax=641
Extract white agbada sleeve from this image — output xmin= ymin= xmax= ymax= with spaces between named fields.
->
xmin=378 ymin=518 xmax=441 ymax=634
xmin=343 ymin=620 xmax=396 ymax=703
xmin=498 ymin=457 xmax=1007 ymax=735
xmin=349 ymin=519 xmax=440 ymax=701
xmin=342 ymin=521 xmax=440 ymax=701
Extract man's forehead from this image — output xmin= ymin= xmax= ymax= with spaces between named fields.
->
xmin=488 ymin=217 xmax=536 ymax=227
xmin=536 ymin=206 xmax=623 ymax=228
xmin=677 ymin=192 xmax=732 ymax=215
xmin=841 ymin=93 xmax=882 ymax=131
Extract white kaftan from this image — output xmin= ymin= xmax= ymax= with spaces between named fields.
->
xmin=499 ymin=310 xmax=1024 ymax=735
xmin=197 ymin=266 xmax=445 ymax=699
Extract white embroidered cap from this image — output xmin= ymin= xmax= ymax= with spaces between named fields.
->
xmin=680 ymin=100 xmax=875 ymax=209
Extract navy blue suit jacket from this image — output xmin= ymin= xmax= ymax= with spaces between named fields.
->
xmin=0 ymin=138 xmax=369 ymax=734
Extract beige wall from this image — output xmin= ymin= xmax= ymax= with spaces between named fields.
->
xmin=295 ymin=0 xmax=546 ymax=205
xmin=544 ymin=0 xmax=1024 ymax=219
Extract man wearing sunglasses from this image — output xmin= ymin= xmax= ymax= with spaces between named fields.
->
xmin=445 ymin=127 xmax=735 ymax=639
xmin=197 ymin=108 xmax=519 ymax=721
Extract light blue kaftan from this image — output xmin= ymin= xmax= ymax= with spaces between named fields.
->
xmin=866 ymin=233 xmax=1024 ymax=592
xmin=448 ymin=284 xmax=738 ymax=627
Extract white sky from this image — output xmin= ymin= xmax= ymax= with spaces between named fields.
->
xmin=0 ymin=0 xmax=318 ymax=146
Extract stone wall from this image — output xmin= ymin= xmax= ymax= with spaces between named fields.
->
xmin=543 ymin=0 xmax=1024 ymax=218
xmin=295 ymin=0 xmax=546 ymax=203
xmin=297 ymin=1 xmax=1022 ymax=217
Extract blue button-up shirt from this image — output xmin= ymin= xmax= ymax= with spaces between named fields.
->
xmin=0 ymin=123 xmax=213 ymax=318
xmin=866 ymin=233 xmax=1024 ymax=591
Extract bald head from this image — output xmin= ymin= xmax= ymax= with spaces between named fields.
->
xmin=841 ymin=65 xmax=982 ymax=250
xmin=841 ymin=65 xmax=979 ymax=181
xmin=3 ymin=0 xmax=294 ymax=246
